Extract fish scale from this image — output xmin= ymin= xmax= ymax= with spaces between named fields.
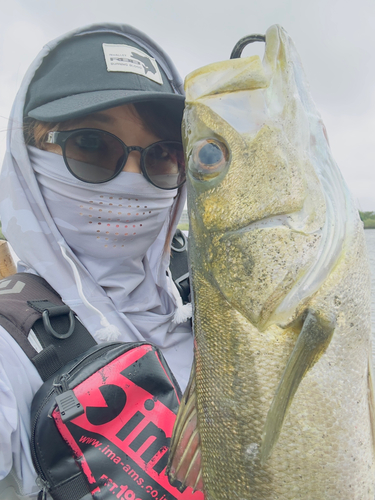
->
xmin=167 ymin=24 xmax=375 ymax=499
xmin=194 ymin=280 xmax=269 ymax=498
xmin=189 ymin=229 xmax=373 ymax=498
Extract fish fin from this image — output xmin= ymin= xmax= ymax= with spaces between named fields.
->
xmin=167 ymin=363 xmax=204 ymax=492
xmin=367 ymin=351 xmax=375 ymax=453
xmin=260 ymin=309 xmax=335 ymax=465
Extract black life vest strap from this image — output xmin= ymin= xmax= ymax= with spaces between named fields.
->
xmin=0 ymin=273 xmax=96 ymax=381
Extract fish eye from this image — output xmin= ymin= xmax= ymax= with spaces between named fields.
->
xmin=190 ymin=139 xmax=229 ymax=180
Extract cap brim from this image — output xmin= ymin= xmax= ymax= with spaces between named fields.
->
xmin=27 ymin=89 xmax=185 ymax=122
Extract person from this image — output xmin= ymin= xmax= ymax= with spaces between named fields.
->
xmin=0 ymin=23 xmax=194 ymax=499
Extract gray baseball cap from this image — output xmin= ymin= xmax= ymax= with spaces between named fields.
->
xmin=24 ymin=27 xmax=185 ymax=122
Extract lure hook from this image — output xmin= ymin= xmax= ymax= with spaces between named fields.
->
xmin=230 ymin=34 xmax=266 ymax=59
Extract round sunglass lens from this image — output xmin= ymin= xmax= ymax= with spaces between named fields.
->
xmin=144 ymin=142 xmax=186 ymax=189
xmin=64 ymin=130 xmax=126 ymax=183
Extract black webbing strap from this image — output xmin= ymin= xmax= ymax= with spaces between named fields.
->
xmin=29 ymin=300 xmax=96 ymax=381
xmin=0 ymin=273 xmax=96 ymax=382
xmin=169 ymin=229 xmax=190 ymax=304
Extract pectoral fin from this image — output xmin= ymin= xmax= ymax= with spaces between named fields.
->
xmin=167 ymin=363 xmax=203 ymax=492
xmin=260 ymin=309 xmax=336 ymax=464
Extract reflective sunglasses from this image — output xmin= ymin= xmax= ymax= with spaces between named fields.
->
xmin=45 ymin=128 xmax=186 ymax=190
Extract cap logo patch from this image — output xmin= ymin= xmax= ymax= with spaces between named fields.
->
xmin=102 ymin=44 xmax=163 ymax=85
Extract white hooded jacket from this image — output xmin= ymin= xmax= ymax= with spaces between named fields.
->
xmin=0 ymin=24 xmax=193 ymax=498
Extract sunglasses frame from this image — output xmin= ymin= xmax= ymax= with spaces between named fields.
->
xmin=45 ymin=128 xmax=186 ymax=190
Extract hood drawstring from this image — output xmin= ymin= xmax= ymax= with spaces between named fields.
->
xmin=60 ymin=245 xmax=122 ymax=341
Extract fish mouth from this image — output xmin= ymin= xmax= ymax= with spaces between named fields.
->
xmin=216 ymin=201 xmax=323 ymax=239
xmin=223 ymin=211 xmax=319 ymax=237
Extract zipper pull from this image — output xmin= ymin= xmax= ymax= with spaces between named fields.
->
xmin=53 ymin=374 xmax=69 ymax=394
xmin=36 ymin=476 xmax=49 ymax=500
xmin=53 ymin=374 xmax=84 ymax=423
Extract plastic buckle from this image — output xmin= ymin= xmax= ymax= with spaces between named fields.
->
xmin=42 ymin=306 xmax=75 ymax=339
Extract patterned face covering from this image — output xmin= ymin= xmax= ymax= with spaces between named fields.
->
xmin=29 ymin=146 xmax=177 ymax=261
xmin=29 ymin=145 xmax=178 ymax=314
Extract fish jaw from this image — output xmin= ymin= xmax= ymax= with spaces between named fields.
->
xmin=185 ymin=97 xmax=326 ymax=328
xmin=185 ymin=54 xmax=269 ymax=102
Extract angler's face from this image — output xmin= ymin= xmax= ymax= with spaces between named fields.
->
xmin=45 ymin=103 xmax=162 ymax=174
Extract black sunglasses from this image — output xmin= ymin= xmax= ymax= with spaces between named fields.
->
xmin=45 ymin=128 xmax=186 ymax=190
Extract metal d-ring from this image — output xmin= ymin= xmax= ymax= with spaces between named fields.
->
xmin=42 ymin=308 xmax=76 ymax=339
xmin=230 ymin=34 xmax=266 ymax=59
xmin=171 ymin=230 xmax=187 ymax=253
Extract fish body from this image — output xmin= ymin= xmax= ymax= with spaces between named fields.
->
xmin=168 ymin=25 xmax=375 ymax=499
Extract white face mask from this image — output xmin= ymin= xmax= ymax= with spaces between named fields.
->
xmin=28 ymin=145 xmax=179 ymax=316
xmin=29 ymin=146 xmax=177 ymax=261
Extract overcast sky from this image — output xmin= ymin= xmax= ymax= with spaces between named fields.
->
xmin=0 ymin=0 xmax=374 ymax=210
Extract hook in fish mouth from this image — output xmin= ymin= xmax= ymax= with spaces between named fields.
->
xmin=230 ymin=34 xmax=266 ymax=59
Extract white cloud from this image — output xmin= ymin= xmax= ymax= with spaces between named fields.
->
xmin=320 ymin=97 xmax=375 ymax=211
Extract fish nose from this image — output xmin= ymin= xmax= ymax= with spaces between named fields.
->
xmin=122 ymin=150 xmax=142 ymax=174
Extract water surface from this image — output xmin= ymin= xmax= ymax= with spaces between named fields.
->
xmin=364 ymin=230 xmax=375 ymax=359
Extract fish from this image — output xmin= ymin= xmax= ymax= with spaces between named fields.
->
xmin=167 ymin=24 xmax=375 ymax=499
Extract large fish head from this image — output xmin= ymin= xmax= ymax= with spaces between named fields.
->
xmin=184 ymin=25 xmax=349 ymax=330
